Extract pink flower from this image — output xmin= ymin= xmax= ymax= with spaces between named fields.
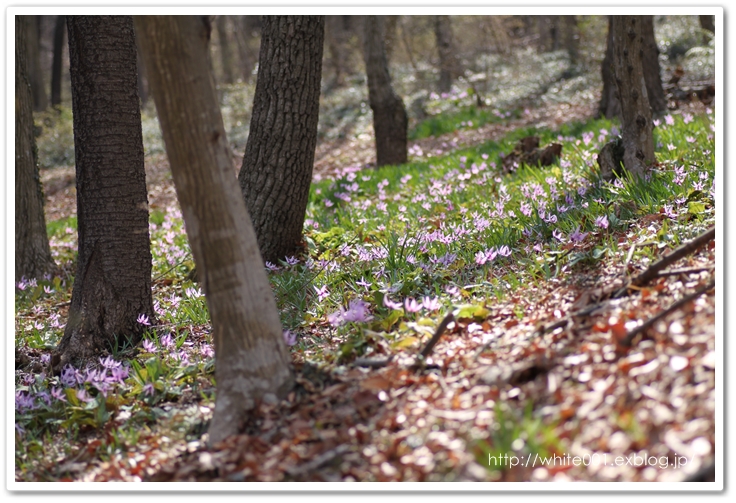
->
xmin=569 ymin=227 xmax=589 ymax=243
xmin=137 ymin=313 xmax=151 ymax=326
xmin=283 ymin=330 xmax=298 ymax=346
xmin=404 ymin=298 xmax=421 ymax=313
xmin=422 ymin=296 xmax=441 ymax=312
xmin=595 ymin=215 xmax=609 ymax=229
xmin=383 ymin=296 xmax=402 ymax=310
xmin=314 ymin=285 xmax=330 ymax=301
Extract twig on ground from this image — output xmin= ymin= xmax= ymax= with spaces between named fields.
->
xmin=353 ymin=311 xmax=456 ymax=369
xmin=285 ymin=444 xmax=351 ymax=478
xmin=534 ymin=318 xmax=570 ymax=336
xmin=613 ymin=226 xmax=715 ymax=298
xmin=352 ymin=356 xmax=393 ymax=368
xmin=621 ymin=279 xmax=715 ymax=347
xmin=630 ymin=226 xmax=715 ymax=288
xmin=656 ymin=265 xmax=714 ymax=277
xmin=419 ymin=312 xmax=455 ymax=359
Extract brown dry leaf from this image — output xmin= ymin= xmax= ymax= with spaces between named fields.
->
xmin=360 ymin=374 xmax=393 ymax=392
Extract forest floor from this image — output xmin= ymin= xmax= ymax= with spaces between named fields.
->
xmin=18 ymin=57 xmax=717 ymax=483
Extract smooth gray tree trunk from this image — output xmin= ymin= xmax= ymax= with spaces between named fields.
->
xmin=135 ymin=15 xmax=293 ymax=445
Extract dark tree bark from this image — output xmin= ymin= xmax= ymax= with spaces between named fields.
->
xmin=22 ymin=16 xmax=48 ymax=111
xmin=611 ymin=16 xmax=655 ymax=177
xmin=640 ymin=16 xmax=667 ymax=115
xmin=51 ymin=16 xmax=153 ymax=373
xmin=215 ymin=15 xmax=235 ymax=85
xmin=363 ymin=15 xmax=408 ymax=168
xmin=434 ymin=15 xmax=458 ymax=93
xmin=16 ymin=16 xmax=56 ymax=282
xmin=238 ymin=16 xmax=324 ymax=263
xmin=699 ymin=15 xmax=715 ymax=43
xmin=50 ymin=15 xmax=66 ymax=107
xmin=135 ymin=15 xmax=293 ymax=445
xmin=600 ymin=16 xmax=666 ymax=118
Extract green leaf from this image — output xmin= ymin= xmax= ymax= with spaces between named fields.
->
xmin=686 ymin=189 xmax=704 ymax=202
xmin=454 ymin=303 xmax=490 ymax=320
xmin=374 ymin=309 xmax=403 ymax=331
xmin=392 ymin=336 xmax=420 ymax=349
xmin=65 ymin=388 xmax=80 ymax=406
xmin=592 ymin=247 xmax=608 ymax=259
xmin=687 ymin=201 xmax=706 ymax=215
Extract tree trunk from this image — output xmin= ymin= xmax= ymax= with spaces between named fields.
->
xmin=611 ymin=16 xmax=655 ymax=177
xmin=325 ymin=16 xmax=347 ymax=88
xmin=237 ymin=16 xmax=324 ymax=263
xmin=598 ymin=17 xmax=619 ymax=118
xmin=383 ymin=16 xmax=399 ymax=62
xmin=51 ymin=16 xmax=153 ymax=373
xmin=50 ymin=16 xmax=65 ymax=107
xmin=215 ymin=16 xmax=235 ymax=85
xmin=23 ymin=16 xmax=48 ymax=111
xmin=538 ymin=16 xmax=560 ymax=52
xmin=363 ymin=15 xmax=408 ymax=168
xmin=16 ymin=16 xmax=56 ymax=283
xmin=699 ymin=15 xmax=714 ymax=44
xmin=233 ymin=16 xmax=260 ymax=83
xmin=600 ymin=16 xmax=666 ymax=118
xmin=135 ymin=15 xmax=293 ymax=445
xmin=640 ymin=16 xmax=667 ymax=115
xmin=434 ymin=15 xmax=458 ymax=93
xmin=562 ymin=16 xmax=579 ymax=66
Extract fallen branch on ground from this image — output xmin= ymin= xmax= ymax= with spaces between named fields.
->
xmin=629 ymin=226 xmax=715 ymax=288
xmin=621 ymin=279 xmax=715 ymax=347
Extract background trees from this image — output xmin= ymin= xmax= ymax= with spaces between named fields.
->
xmin=51 ymin=16 xmax=154 ymax=373
xmin=50 ymin=16 xmax=66 ymax=107
xmin=363 ymin=15 xmax=408 ymax=167
xmin=15 ymin=16 xmax=56 ymax=282
xmin=135 ymin=15 xmax=294 ymax=444
xmin=21 ymin=16 xmax=48 ymax=111
xmin=238 ymin=16 xmax=325 ymax=263
xmin=434 ymin=16 xmax=459 ymax=93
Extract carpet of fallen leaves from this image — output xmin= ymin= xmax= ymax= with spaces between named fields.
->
xmin=125 ymin=236 xmax=712 ymax=482
xmin=33 ymin=95 xmax=716 ymax=483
